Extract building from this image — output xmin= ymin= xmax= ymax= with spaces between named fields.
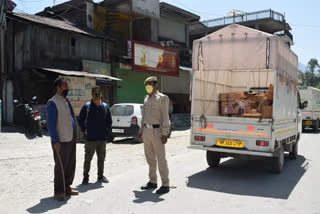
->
xmin=2 ymin=12 xmax=119 ymax=124
xmin=190 ymin=9 xmax=294 ymax=47
xmin=38 ymin=0 xmax=197 ymax=113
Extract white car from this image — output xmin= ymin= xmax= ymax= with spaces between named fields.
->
xmin=110 ymin=103 xmax=143 ymax=142
xmin=110 ymin=103 xmax=172 ymax=142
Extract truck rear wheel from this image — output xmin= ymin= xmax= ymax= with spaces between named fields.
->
xmin=271 ymin=144 xmax=284 ymax=173
xmin=313 ymin=119 xmax=319 ymax=132
xmin=289 ymin=141 xmax=298 ymax=160
xmin=206 ymin=151 xmax=221 ymax=168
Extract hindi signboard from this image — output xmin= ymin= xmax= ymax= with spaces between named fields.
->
xmin=132 ymin=41 xmax=179 ymax=77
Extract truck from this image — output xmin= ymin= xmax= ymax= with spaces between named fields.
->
xmin=189 ymin=24 xmax=307 ymax=173
xmin=298 ymin=86 xmax=320 ymax=131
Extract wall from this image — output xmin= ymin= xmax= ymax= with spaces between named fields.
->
xmin=159 ymin=17 xmax=186 ymax=43
xmin=162 ymin=69 xmax=190 ymax=94
xmin=7 ymin=20 xmax=105 ymax=72
xmin=4 ymin=19 xmax=108 ymax=123
xmin=115 ymin=67 xmax=162 ymax=104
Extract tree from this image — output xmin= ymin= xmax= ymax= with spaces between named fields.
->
xmin=307 ymin=58 xmax=320 ymax=74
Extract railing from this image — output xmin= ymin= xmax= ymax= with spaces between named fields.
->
xmin=202 ymin=9 xmax=285 ymax=28
xmin=275 ymin=30 xmax=293 ymax=42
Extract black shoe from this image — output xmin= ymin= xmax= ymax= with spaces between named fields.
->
xmin=82 ymin=177 xmax=89 ymax=185
xmin=156 ymin=186 xmax=170 ymax=194
xmin=141 ymin=182 xmax=157 ymax=190
xmin=97 ymin=176 xmax=109 ymax=183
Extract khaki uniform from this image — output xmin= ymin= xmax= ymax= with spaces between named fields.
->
xmin=140 ymin=91 xmax=170 ymax=187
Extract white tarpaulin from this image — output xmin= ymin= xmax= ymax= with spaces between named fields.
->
xmin=192 ymin=24 xmax=299 ymax=117
xmin=192 ymin=24 xmax=298 ymax=80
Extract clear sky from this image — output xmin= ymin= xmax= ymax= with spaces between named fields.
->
xmin=13 ymin=0 xmax=320 ymax=66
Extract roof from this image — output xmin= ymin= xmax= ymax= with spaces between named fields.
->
xmin=7 ymin=12 xmax=112 ymax=40
xmin=34 ymin=67 xmax=122 ymax=81
xmin=160 ymin=2 xmax=200 ymax=23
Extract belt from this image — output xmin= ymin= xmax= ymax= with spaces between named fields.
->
xmin=144 ymin=124 xmax=160 ymax=128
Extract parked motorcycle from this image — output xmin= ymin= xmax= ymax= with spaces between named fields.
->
xmin=13 ymin=96 xmax=45 ymax=137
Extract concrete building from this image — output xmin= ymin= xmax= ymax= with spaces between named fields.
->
xmin=190 ymin=9 xmax=294 ymax=48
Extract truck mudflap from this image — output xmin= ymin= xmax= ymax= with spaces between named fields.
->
xmin=188 ymin=145 xmax=275 ymax=157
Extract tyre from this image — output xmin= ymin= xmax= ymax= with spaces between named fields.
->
xmin=313 ymin=119 xmax=319 ymax=132
xmin=167 ymin=128 xmax=172 ymax=138
xmin=289 ymin=141 xmax=298 ymax=160
xmin=109 ymin=136 xmax=115 ymax=143
xmin=206 ymin=151 xmax=221 ymax=168
xmin=272 ymin=144 xmax=284 ymax=173
xmin=37 ymin=120 xmax=43 ymax=137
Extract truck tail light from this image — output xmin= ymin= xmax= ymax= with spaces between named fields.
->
xmin=131 ymin=116 xmax=137 ymax=125
xmin=194 ymin=135 xmax=205 ymax=141
xmin=256 ymin=140 xmax=269 ymax=147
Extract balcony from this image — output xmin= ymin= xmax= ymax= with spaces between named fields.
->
xmin=201 ymin=9 xmax=290 ymax=34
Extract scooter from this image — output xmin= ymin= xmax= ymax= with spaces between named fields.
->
xmin=13 ymin=96 xmax=45 ymax=137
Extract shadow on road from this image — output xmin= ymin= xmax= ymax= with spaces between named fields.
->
xmin=26 ymin=196 xmax=67 ymax=213
xmin=302 ymin=129 xmax=320 ymax=134
xmin=132 ymin=190 xmax=165 ymax=203
xmin=112 ymin=138 xmax=140 ymax=145
xmin=1 ymin=125 xmax=49 ymax=140
xmin=187 ymin=155 xmax=308 ymax=199
xmin=75 ymin=182 xmax=103 ymax=193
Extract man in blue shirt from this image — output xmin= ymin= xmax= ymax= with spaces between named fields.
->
xmin=47 ymin=77 xmax=79 ymax=201
xmin=78 ymin=86 xmax=112 ymax=185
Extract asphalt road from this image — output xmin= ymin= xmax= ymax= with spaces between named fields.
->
xmin=0 ymin=128 xmax=319 ymax=214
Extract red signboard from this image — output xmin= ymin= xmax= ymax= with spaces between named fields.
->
xmin=132 ymin=41 xmax=179 ymax=77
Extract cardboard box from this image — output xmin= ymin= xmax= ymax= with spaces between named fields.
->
xmin=220 ymin=102 xmax=240 ymax=115
xmin=219 ymin=93 xmax=229 ymax=102
xmin=219 ymin=91 xmax=247 ymax=102
xmin=262 ymin=106 xmax=273 ymax=118
xmin=242 ymin=113 xmax=262 ymax=118
xmin=266 ymin=84 xmax=274 ymax=102
xmin=228 ymin=91 xmax=247 ymax=101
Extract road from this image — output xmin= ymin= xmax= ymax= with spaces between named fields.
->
xmin=0 ymin=127 xmax=319 ymax=214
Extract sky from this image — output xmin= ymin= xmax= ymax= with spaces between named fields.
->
xmin=12 ymin=0 xmax=320 ymax=68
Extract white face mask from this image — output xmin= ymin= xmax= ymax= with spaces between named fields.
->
xmin=145 ymin=85 xmax=153 ymax=94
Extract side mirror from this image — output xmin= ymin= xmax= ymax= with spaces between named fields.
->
xmin=303 ymin=101 xmax=308 ymax=109
xmin=301 ymin=101 xmax=308 ymax=109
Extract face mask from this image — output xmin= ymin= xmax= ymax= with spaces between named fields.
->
xmin=62 ymin=89 xmax=69 ymax=98
xmin=145 ymin=85 xmax=153 ymax=94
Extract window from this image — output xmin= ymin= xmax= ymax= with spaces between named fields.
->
xmin=71 ymin=37 xmax=76 ymax=56
xmin=111 ymin=105 xmax=134 ymax=116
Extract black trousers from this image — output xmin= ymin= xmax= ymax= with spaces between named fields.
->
xmin=51 ymin=136 xmax=76 ymax=194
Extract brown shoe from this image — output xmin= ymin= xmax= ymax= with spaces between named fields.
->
xmin=66 ymin=189 xmax=79 ymax=196
xmin=54 ymin=193 xmax=66 ymax=201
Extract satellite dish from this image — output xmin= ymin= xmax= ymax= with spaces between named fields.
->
xmin=227 ymin=10 xmax=246 ymax=17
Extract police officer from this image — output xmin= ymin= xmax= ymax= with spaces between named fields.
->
xmin=138 ymin=76 xmax=171 ymax=194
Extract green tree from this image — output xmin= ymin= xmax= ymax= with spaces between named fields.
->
xmin=307 ymin=58 xmax=320 ymax=74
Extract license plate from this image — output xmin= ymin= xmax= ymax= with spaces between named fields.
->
xmin=112 ymin=129 xmax=124 ymax=133
xmin=305 ymin=121 xmax=312 ymax=126
xmin=216 ymin=139 xmax=245 ymax=148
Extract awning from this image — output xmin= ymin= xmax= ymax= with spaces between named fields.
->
xmin=34 ymin=67 xmax=121 ymax=81
xmin=179 ymin=66 xmax=192 ymax=72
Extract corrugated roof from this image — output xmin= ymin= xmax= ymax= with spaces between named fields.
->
xmin=8 ymin=12 xmax=110 ymax=39
xmin=35 ymin=67 xmax=122 ymax=81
